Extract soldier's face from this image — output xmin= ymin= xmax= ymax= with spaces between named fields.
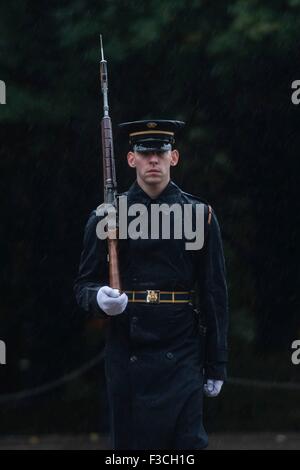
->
xmin=127 ymin=149 xmax=179 ymax=186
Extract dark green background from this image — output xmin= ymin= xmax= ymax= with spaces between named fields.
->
xmin=0 ymin=0 xmax=299 ymax=434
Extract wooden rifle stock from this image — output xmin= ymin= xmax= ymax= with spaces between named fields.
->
xmin=100 ymin=36 xmax=121 ymax=291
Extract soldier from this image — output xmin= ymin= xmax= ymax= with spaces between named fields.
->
xmin=74 ymin=120 xmax=228 ymax=450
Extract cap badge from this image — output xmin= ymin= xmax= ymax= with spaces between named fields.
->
xmin=147 ymin=122 xmax=158 ymax=129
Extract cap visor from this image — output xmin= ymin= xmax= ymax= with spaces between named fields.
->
xmin=134 ymin=143 xmax=172 ymax=152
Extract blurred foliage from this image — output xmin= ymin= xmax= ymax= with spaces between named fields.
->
xmin=0 ymin=0 xmax=299 ymax=432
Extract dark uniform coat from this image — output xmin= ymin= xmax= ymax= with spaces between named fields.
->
xmin=74 ymin=180 xmax=228 ymax=450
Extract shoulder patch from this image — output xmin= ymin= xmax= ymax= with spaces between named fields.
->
xmin=207 ymin=204 xmax=212 ymax=225
xmin=181 ymin=191 xmax=213 ymax=231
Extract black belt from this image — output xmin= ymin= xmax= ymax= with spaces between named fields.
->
xmin=124 ymin=290 xmax=191 ymax=304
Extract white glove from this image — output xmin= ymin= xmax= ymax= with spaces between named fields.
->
xmin=204 ymin=379 xmax=223 ymax=397
xmin=96 ymin=286 xmax=128 ymax=316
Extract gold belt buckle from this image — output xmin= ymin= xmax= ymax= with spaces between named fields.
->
xmin=146 ymin=290 xmax=160 ymax=303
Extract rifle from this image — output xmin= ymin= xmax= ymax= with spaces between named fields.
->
xmin=100 ymin=35 xmax=121 ymax=291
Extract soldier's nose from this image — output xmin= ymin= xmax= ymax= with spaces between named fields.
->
xmin=148 ymin=152 xmax=159 ymax=161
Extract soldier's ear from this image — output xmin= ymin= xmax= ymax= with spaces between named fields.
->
xmin=127 ymin=151 xmax=136 ymax=167
xmin=170 ymin=149 xmax=179 ymax=166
